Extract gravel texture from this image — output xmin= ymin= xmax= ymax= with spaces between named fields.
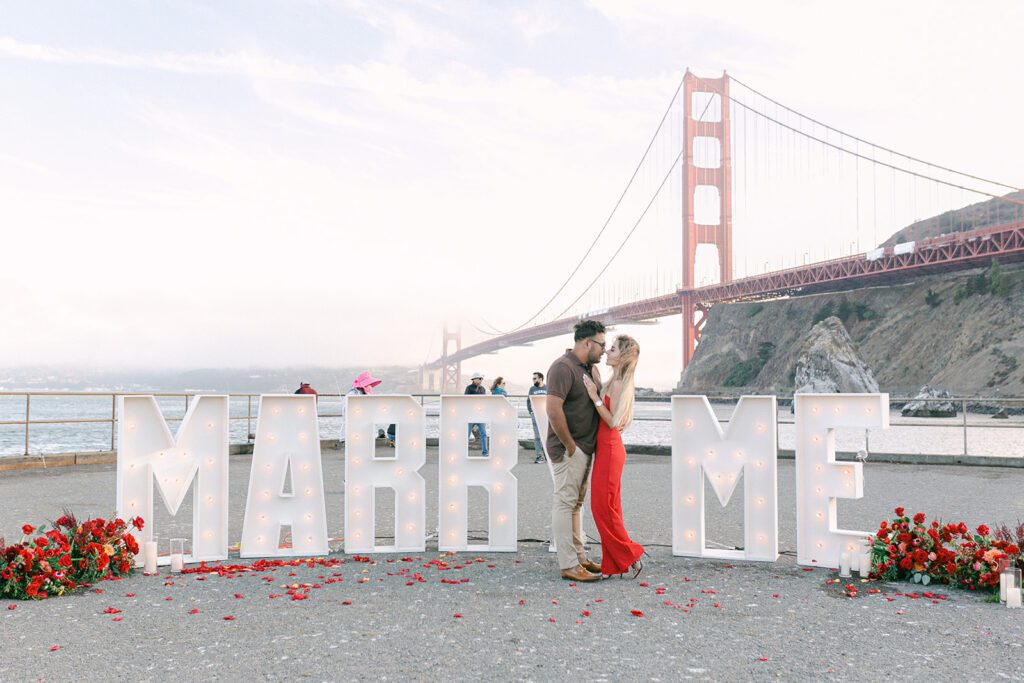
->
xmin=2 ymin=449 xmax=1023 ymax=681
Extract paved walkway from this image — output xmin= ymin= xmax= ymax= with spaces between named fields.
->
xmin=2 ymin=448 xmax=1023 ymax=680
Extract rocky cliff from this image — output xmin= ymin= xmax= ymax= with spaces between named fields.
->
xmin=679 ymin=261 xmax=1024 ymax=397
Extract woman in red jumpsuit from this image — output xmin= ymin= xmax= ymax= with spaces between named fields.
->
xmin=582 ymin=334 xmax=645 ymax=579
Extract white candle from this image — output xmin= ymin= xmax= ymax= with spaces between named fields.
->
xmin=1000 ymin=571 xmax=1009 ymax=603
xmin=1008 ymin=588 xmax=1022 ymax=609
xmin=170 ymin=553 xmax=184 ymax=573
xmin=144 ymin=541 xmax=158 ymax=574
xmin=839 ymin=552 xmax=851 ymax=577
xmin=859 ymin=552 xmax=872 ymax=577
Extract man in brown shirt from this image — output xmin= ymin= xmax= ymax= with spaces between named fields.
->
xmin=545 ymin=319 xmax=606 ymax=581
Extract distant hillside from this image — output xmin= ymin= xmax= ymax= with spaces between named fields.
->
xmin=679 ymin=261 xmax=1024 ymax=397
xmin=881 ymin=190 xmax=1024 ymax=247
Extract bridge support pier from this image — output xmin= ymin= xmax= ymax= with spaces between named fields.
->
xmin=680 ymin=294 xmax=709 ymax=381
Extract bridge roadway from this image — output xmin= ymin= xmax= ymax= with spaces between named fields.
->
xmin=429 ymin=220 xmax=1024 ymax=368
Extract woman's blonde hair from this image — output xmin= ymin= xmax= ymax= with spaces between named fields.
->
xmin=601 ymin=334 xmax=639 ymax=430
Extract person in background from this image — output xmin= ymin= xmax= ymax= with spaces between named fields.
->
xmin=294 ymin=382 xmax=318 ymax=399
xmin=528 ymin=371 xmax=547 ymax=463
xmin=490 ymin=377 xmax=508 ymax=396
xmin=342 ymin=371 xmax=382 ymax=442
xmin=464 ymin=371 xmax=488 ymax=456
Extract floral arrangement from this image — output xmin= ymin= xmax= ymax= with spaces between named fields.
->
xmin=0 ymin=512 xmax=143 ymax=600
xmin=868 ymin=507 xmax=1020 ymax=592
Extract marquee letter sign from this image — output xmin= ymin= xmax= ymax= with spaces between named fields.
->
xmin=116 ymin=395 xmax=229 ymax=564
xmin=240 ymin=395 xmax=329 ymax=558
xmin=672 ymin=395 xmax=779 ymax=561
xmin=794 ymin=393 xmax=889 ymax=568
xmin=438 ymin=395 xmax=517 ymax=552
xmin=343 ymin=395 xmax=426 ymax=553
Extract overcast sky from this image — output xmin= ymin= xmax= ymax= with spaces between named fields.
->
xmin=2 ymin=1 xmax=1022 ymax=390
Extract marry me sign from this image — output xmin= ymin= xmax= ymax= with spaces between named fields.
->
xmin=116 ymin=392 xmax=889 ymax=570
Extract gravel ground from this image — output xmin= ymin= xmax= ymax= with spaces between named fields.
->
xmin=2 ymin=449 xmax=1023 ymax=681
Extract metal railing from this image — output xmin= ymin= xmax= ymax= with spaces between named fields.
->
xmin=0 ymin=391 xmax=1021 ymax=458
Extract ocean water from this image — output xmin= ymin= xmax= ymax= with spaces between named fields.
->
xmin=0 ymin=394 xmax=1021 ymax=460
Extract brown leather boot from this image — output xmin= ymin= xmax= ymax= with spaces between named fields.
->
xmin=560 ymin=565 xmax=601 ymax=582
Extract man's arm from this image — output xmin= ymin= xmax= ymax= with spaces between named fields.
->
xmin=545 ymin=395 xmax=576 ymax=456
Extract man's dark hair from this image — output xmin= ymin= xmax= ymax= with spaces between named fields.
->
xmin=533 ymin=371 xmax=544 ymax=380
xmin=573 ymin=319 xmax=606 ymax=342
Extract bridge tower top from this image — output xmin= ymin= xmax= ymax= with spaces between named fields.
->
xmin=441 ymin=326 xmax=462 ymax=394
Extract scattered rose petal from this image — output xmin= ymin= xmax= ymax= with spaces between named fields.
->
xmin=125 ymin=593 xmax=136 ymax=598
xmin=233 ymin=594 xmax=244 ymax=599
xmin=102 ymin=607 xmax=122 ymax=614
xmin=342 ymin=600 xmax=352 ymax=605
xmin=49 ymin=646 xmax=60 ymax=652
xmin=630 ymin=610 xmax=644 ymax=617
xmin=772 ymin=594 xmax=780 ymax=598
xmin=189 ymin=608 xmax=199 ymax=614
xmin=453 ymin=613 xmax=463 ymax=618
xmin=581 ymin=611 xmax=591 ymax=617
xmin=518 ymin=600 xmax=525 ymax=606
xmin=758 ymin=657 xmax=768 ymax=662
xmin=112 ymin=617 xmax=123 ymax=622
xmin=7 ymin=605 xmax=15 ymax=611
xmin=223 ymin=615 xmax=236 ymax=621
xmin=548 ymin=618 xmax=556 ymax=623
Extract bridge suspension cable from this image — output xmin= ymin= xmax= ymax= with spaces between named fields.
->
xmin=729 ymin=76 xmax=1021 ymax=193
xmin=729 ymin=96 xmax=1024 ymax=207
xmin=553 ymin=149 xmax=683 ymax=319
xmin=488 ymin=72 xmax=687 ymax=336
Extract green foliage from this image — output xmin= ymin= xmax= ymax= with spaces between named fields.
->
xmin=812 ymin=300 xmax=835 ymax=325
xmin=723 ymin=358 xmax=763 ymax=387
xmin=925 ymin=289 xmax=942 ymax=307
xmin=854 ymin=302 xmax=877 ymax=320
xmin=989 ymin=259 xmax=1010 ymax=297
xmin=723 ymin=342 xmax=776 ymax=387
xmin=836 ymin=298 xmax=853 ymax=321
xmin=953 ymin=259 xmax=1008 ymax=303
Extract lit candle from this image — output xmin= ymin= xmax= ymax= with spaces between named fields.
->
xmin=144 ymin=541 xmax=158 ymax=574
xmin=170 ymin=553 xmax=184 ymax=573
xmin=839 ymin=552 xmax=851 ymax=577
xmin=859 ymin=552 xmax=872 ymax=577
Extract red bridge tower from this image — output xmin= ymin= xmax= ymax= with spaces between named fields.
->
xmin=681 ymin=70 xmax=733 ymax=374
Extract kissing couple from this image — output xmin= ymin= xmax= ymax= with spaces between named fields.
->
xmin=544 ymin=319 xmax=645 ymax=581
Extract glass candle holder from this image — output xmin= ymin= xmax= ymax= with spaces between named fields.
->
xmin=1008 ymin=568 xmax=1022 ymax=609
xmin=170 ymin=538 xmax=187 ymax=572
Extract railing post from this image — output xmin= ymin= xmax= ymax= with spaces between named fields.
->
xmin=111 ymin=395 xmax=117 ymax=451
xmin=24 ymin=394 xmax=31 ymax=456
xmin=962 ymin=399 xmax=968 ymax=456
xmin=247 ymin=395 xmax=253 ymax=442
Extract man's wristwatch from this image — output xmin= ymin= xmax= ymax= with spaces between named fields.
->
xmin=593 ymin=400 xmax=601 ymax=408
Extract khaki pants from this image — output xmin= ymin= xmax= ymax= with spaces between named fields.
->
xmin=551 ymin=448 xmax=593 ymax=570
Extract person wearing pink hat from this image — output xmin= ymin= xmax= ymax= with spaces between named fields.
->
xmin=342 ymin=371 xmax=383 ymax=444
xmin=350 ymin=371 xmax=382 ymax=395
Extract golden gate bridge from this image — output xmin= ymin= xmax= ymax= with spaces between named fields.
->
xmin=424 ymin=69 xmax=1024 ymax=391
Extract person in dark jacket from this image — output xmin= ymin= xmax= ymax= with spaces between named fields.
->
xmin=464 ymin=372 xmax=488 ymax=455
xmin=294 ymin=382 xmax=318 ymax=399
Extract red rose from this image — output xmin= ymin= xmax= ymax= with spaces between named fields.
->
xmin=22 ymin=524 xmax=35 ymax=536
xmin=899 ymin=557 xmax=912 ymax=570
xmin=132 ymin=518 xmax=145 ymax=531
xmin=977 ymin=525 xmax=990 ymax=537
xmin=1007 ymin=545 xmax=1020 ymax=556
xmin=894 ymin=507 xmax=905 ymax=517
xmin=58 ymin=554 xmax=72 ymax=568
xmin=913 ymin=513 xmax=926 ymax=525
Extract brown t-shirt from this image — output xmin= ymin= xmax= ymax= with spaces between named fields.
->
xmin=545 ymin=349 xmax=602 ymax=463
